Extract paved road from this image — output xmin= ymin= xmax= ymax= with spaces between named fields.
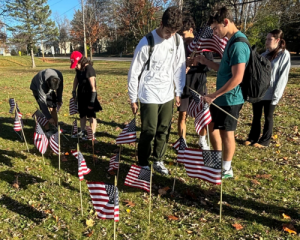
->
xmin=44 ymin=55 xmax=300 ymax=67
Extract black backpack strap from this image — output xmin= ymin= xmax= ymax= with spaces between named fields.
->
xmin=145 ymin=32 xmax=154 ymax=70
xmin=228 ymin=37 xmax=252 ymax=52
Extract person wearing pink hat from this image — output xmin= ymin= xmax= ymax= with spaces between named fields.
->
xmin=70 ymin=51 xmax=102 ymax=140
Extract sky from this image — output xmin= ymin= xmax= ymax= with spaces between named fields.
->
xmin=48 ymin=0 xmax=81 ymax=22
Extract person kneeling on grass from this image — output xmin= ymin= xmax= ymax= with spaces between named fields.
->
xmin=30 ymin=68 xmax=63 ymax=138
xmin=177 ymin=16 xmax=213 ymax=149
xmin=128 ymin=7 xmax=186 ymax=175
xmin=70 ymin=51 xmax=102 ymax=140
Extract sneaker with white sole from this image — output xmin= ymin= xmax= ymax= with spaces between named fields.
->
xmin=222 ymin=168 xmax=233 ymax=179
xmin=198 ymin=136 xmax=210 ymax=150
xmin=153 ymin=161 xmax=169 ymax=175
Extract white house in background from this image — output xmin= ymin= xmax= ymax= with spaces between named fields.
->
xmin=0 ymin=47 xmax=10 ymax=56
xmin=39 ymin=41 xmax=72 ymax=55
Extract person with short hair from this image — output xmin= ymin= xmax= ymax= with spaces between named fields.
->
xmin=30 ymin=68 xmax=63 ymax=137
xmin=128 ymin=6 xmax=186 ymax=175
xmin=245 ymin=29 xmax=291 ymax=148
xmin=70 ymin=51 xmax=102 ymax=140
xmin=178 ymin=16 xmax=213 ymax=149
xmin=194 ymin=6 xmax=250 ymax=178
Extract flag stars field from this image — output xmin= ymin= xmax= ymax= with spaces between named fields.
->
xmin=0 ymin=57 xmax=300 ymax=239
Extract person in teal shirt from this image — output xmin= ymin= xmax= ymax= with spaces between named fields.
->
xmin=194 ymin=6 xmax=250 ymax=179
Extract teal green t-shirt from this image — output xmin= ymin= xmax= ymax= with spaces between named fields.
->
xmin=214 ymin=31 xmax=250 ymax=106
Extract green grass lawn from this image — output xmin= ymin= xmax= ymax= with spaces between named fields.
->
xmin=0 ymin=56 xmax=299 ymax=240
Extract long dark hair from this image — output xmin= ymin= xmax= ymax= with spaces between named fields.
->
xmin=78 ymin=56 xmax=93 ymax=70
xmin=266 ymin=29 xmax=286 ymax=61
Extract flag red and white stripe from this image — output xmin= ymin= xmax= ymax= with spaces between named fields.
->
xmin=34 ymin=122 xmax=48 ymax=154
xmin=194 ymin=102 xmax=212 ymax=135
xmin=183 ymin=148 xmax=221 ymax=185
xmin=86 ymin=126 xmax=94 ymax=140
xmin=69 ymin=98 xmax=78 ymax=115
xmin=108 ymin=153 xmax=119 ymax=172
xmin=71 ymin=149 xmax=78 ymax=158
xmin=50 ymin=130 xmax=61 ymax=155
xmin=124 ymin=165 xmax=150 ymax=192
xmin=72 ymin=120 xmax=78 ymax=135
xmin=73 ymin=151 xmax=91 ymax=181
xmin=116 ymin=119 xmax=136 ymax=144
xmin=13 ymin=110 xmax=23 ymax=132
xmin=32 ymin=110 xmax=49 ymax=127
xmin=87 ymin=182 xmax=119 ymax=221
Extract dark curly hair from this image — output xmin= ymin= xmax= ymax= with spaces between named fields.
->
xmin=178 ymin=16 xmax=195 ymax=35
xmin=162 ymin=6 xmax=183 ymax=31
xmin=208 ymin=6 xmax=233 ymax=25
xmin=78 ymin=56 xmax=93 ymax=70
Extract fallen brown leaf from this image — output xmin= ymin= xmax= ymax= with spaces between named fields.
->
xmin=232 ymin=223 xmax=243 ymax=230
xmin=167 ymin=215 xmax=179 ymax=220
xmin=123 ymin=200 xmax=135 ymax=207
xmin=186 ymin=230 xmax=193 ymax=234
xmin=251 ymin=179 xmax=261 ymax=185
xmin=282 ymin=213 xmax=291 ymax=219
xmin=158 ymin=186 xmax=170 ymax=196
xmin=85 ymin=230 xmax=94 ymax=237
xmin=283 ymin=223 xmax=297 ymax=234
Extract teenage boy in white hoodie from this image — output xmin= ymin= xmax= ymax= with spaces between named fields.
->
xmin=128 ymin=6 xmax=186 ymax=175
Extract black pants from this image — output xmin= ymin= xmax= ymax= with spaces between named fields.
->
xmin=247 ymin=100 xmax=276 ymax=146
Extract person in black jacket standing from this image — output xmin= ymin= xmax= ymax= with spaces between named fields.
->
xmin=178 ymin=16 xmax=213 ymax=149
xmin=70 ymin=51 xmax=102 ymax=140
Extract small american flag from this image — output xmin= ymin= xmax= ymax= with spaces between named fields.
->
xmin=194 ymin=101 xmax=212 ymax=135
xmin=108 ymin=153 xmax=119 ymax=172
xmin=9 ymin=98 xmax=16 ymax=113
xmin=77 ymin=152 xmax=91 ymax=181
xmin=32 ymin=110 xmax=49 ymax=127
xmin=49 ymin=130 xmax=61 ymax=155
xmin=116 ymin=119 xmax=136 ymax=145
xmin=187 ymin=26 xmax=228 ymax=57
xmin=34 ymin=122 xmax=48 ymax=155
xmin=13 ymin=110 xmax=23 ymax=132
xmin=124 ymin=165 xmax=150 ymax=192
xmin=86 ymin=126 xmax=94 ymax=140
xmin=183 ymin=148 xmax=221 ymax=184
xmin=202 ymin=150 xmax=222 ymax=169
xmin=69 ymin=98 xmax=78 ymax=115
xmin=71 ymin=149 xmax=79 ymax=158
xmin=87 ymin=182 xmax=119 ymax=221
xmin=72 ymin=120 xmax=78 ymax=135
xmin=187 ymin=90 xmax=202 ymax=118
xmin=177 ymin=137 xmax=188 ymax=164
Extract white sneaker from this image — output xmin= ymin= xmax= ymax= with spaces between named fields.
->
xmin=153 ymin=161 xmax=169 ymax=175
xmin=198 ymin=136 xmax=210 ymax=150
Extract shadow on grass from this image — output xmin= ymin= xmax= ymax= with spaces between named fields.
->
xmin=0 ymin=170 xmax=45 ymax=190
xmin=0 ymin=149 xmax=28 ymax=167
xmin=0 ymin=195 xmax=46 ymax=222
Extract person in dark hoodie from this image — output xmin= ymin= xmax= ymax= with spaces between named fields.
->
xmin=30 ymin=68 xmax=63 ymax=136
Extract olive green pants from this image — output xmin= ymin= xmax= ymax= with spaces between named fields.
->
xmin=138 ymin=99 xmax=173 ymax=166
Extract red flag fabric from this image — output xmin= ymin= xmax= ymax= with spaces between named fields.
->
xmin=116 ymin=119 xmax=136 ymax=144
xmin=34 ymin=122 xmax=48 ymax=154
xmin=13 ymin=110 xmax=23 ymax=132
xmin=183 ymin=148 xmax=221 ymax=185
xmin=86 ymin=126 xmax=94 ymax=140
xmin=72 ymin=120 xmax=78 ymax=135
xmin=108 ymin=153 xmax=119 ymax=172
xmin=32 ymin=110 xmax=49 ymax=127
xmin=69 ymin=98 xmax=78 ymax=115
xmin=49 ymin=130 xmax=61 ymax=155
xmin=72 ymin=151 xmax=91 ymax=180
xmin=124 ymin=165 xmax=150 ymax=192
xmin=71 ymin=149 xmax=78 ymax=158
xmin=194 ymin=101 xmax=212 ymax=135
xmin=87 ymin=182 xmax=119 ymax=221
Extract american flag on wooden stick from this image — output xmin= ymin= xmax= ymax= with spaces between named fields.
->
xmin=108 ymin=153 xmax=119 ymax=173
xmin=124 ymin=165 xmax=150 ymax=192
xmin=183 ymin=148 xmax=221 ymax=185
xmin=187 ymin=26 xmax=228 ymax=57
xmin=87 ymin=182 xmax=119 ymax=221
xmin=32 ymin=110 xmax=49 ymax=127
xmin=49 ymin=130 xmax=61 ymax=155
xmin=86 ymin=126 xmax=94 ymax=140
xmin=187 ymin=90 xmax=202 ymax=118
xmin=69 ymin=98 xmax=78 ymax=115
xmin=34 ymin=122 xmax=48 ymax=154
xmin=9 ymin=98 xmax=17 ymax=113
xmin=177 ymin=137 xmax=188 ymax=164
xmin=116 ymin=119 xmax=136 ymax=144
xmin=13 ymin=110 xmax=23 ymax=132
xmin=71 ymin=149 xmax=78 ymax=158
xmin=72 ymin=151 xmax=91 ymax=180
xmin=72 ymin=120 xmax=78 ymax=136
xmin=194 ymin=101 xmax=212 ymax=135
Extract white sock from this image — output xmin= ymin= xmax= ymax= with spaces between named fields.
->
xmin=199 ymin=135 xmax=206 ymax=141
xmin=223 ymin=161 xmax=231 ymax=171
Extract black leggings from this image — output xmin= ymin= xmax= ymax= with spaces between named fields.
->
xmin=247 ymin=100 xmax=276 ymax=146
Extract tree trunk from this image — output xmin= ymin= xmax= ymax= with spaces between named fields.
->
xmin=31 ymin=47 xmax=36 ymax=68
xmin=89 ymin=39 xmax=93 ymax=61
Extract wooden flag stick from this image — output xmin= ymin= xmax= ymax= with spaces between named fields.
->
xmin=172 ymin=162 xmax=179 ymax=193
xmin=15 ymin=104 xmax=29 ymax=152
xmin=220 ymin=159 xmax=223 ymax=223
xmin=114 ymin=175 xmax=117 ymax=240
xmin=116 ymin=145 xmax=122 ymax=185
xmin=188 ymin=87 xmax=239 ymax=122
xmin=92 ymin=139 xmax=95 ymax=166
xmin=76 ymin=118 xmax=79 ymax=147
xmin=42 ymin=153 xmax=45 ymax=165
xmin=149 ymin=163 xmax=153 ymax=225
xmin=58 ymin=125 xmax=61 ymax=186
xmin=134 ymin=114 xmax=137 ymax=162
xmin=77 ymin=143 xmax=83 ymax=216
